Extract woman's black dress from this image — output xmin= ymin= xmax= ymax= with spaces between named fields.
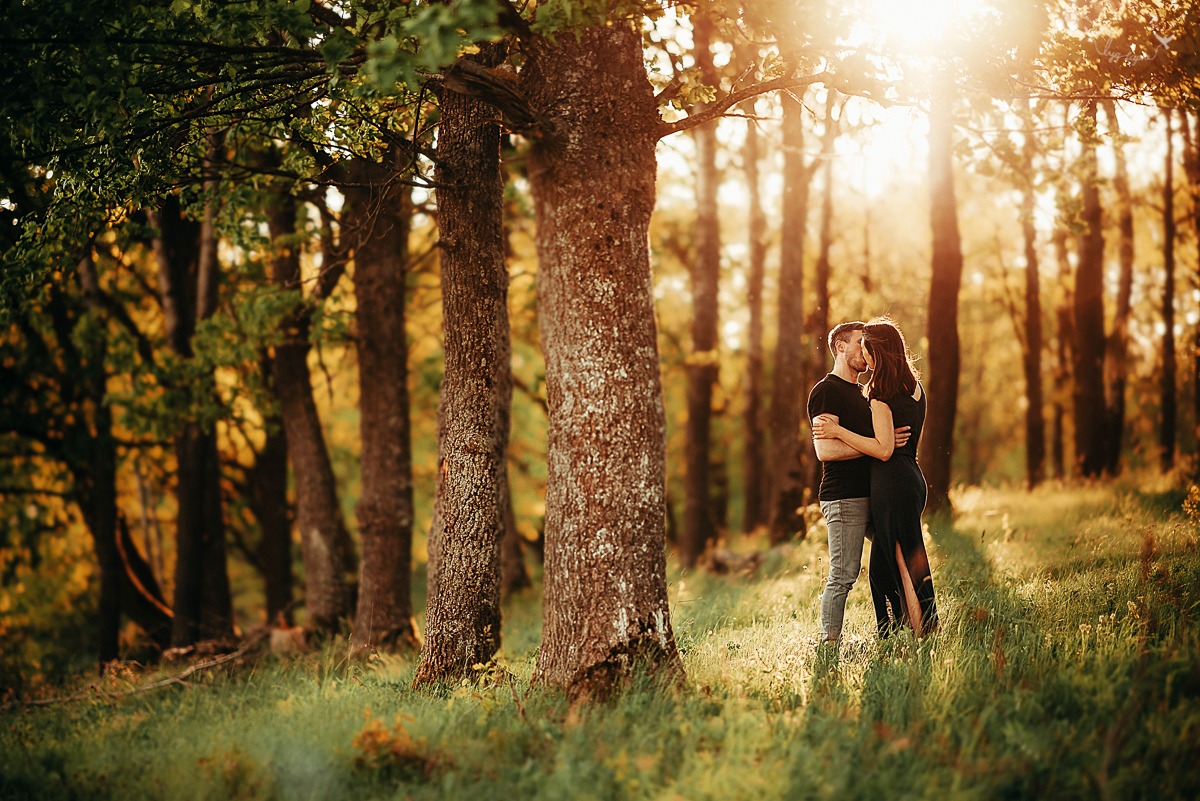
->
xmin=869 ymin=383 xmax=938 ymax=637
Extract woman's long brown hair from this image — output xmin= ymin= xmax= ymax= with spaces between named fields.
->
xmin=863 ymin=317 xmax=919 ymax=402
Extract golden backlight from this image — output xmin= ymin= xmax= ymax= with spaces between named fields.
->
xmin=850 ymin=0 xmax=994 ymax=51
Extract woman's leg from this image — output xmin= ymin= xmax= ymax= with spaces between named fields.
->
xmin=894 ymin=541 xmax=925 ymax=637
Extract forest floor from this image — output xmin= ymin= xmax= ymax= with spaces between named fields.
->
xmin=2 ymin=481 xmax=1199 ymax=800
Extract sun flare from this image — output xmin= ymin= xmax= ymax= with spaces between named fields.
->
xmin=851 ymin=0 xmax=994 ymax=51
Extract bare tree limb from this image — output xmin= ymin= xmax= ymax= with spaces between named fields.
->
xmin=656 ymin=71 xmax=831 ymax=139
xmin=0 ymin=633 xmax=266 ymax=713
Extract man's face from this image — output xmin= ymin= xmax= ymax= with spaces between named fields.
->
xmin=843 ymin=331 xmax=867 ymax=373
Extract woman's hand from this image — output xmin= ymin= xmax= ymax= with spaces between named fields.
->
xmin=811 ymin=414 xmax=843 ymax=440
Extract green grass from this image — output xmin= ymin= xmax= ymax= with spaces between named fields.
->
xmin=3 ymin=482 xmax=1199 ymax=800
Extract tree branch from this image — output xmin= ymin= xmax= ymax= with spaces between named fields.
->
xmin=656 ymin=72 xmax=830 ymax=139
xmin=0 ymin=633 xmax=266 ymax=712
xmin=496 ymin=0 xmax=534 ymax=43
xmin=309 ymin=1 xmax=351 ymax=29
xmin=0 ymin=485 xmax=70 ymax=498
xmin=442 ymin=59 xmax=539 ymax=132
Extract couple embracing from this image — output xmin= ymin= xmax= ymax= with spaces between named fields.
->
xmin=808 ymin=317 xmax=938 ymax=644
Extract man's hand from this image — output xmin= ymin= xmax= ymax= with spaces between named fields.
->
xmin=811 ymin=413 xmax=842 ymax=440
xmin=894 ymin=425 xmax=912 ymax=449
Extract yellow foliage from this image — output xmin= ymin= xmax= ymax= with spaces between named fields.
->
xmin=350 ymin=711 xmax=446 ymax=779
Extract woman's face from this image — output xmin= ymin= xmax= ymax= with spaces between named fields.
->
xmin=861 ymin=340 xmax=876 ymax=371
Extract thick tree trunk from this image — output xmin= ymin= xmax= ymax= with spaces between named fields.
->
xmin=1160 ymin=109 xmax=1177 ymax=472
xmin=1072 ymin=102 xmax=1108 ymax=477
xmin=1101 ymin=101 xmax=1134 ymax=476
xmin=246 ymin=405 xmax=293 ymax=625
xmin=522 ymin=24 xmax=683 ymax=696
xmin=767 ymin=92 xmax=812 ymax=543
xmin=149 ymin=196 xmax=233 ymax=646
xmin=342 ymin=160 xmax=420 ymax=654
xmin=680 ymin=12 xmax=721 ymax=567
xmin=414 ymin=50 xmax=511 ymax=684
xmin=266 ymin=193 xmax=357 ymax=633
xmin=741 ymin=103 xmax=767 ymax=533
xmin=1019 ymin=104 xmax=1045 ymax=489
xmin=919 ymin=85 xmax=964 ymax=515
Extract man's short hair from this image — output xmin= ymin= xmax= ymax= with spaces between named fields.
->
xmin=827 ymin=321 xmax=866 ymax=356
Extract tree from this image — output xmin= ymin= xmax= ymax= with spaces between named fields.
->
xmin=810 ymin=91 xmax=842 ymax=381
xmin=919 ymin=79 xmax=965 ymax=514
xmin=265 ymin=189 xmax=357 ymax=634
xmin=1018 ymin=101 xmax=1046 ymax=488
xmin=1051 ymin=222 xmax=1073 ymax=480
xmin=1159 ymin=109 xmax=1177 ymax=472
xmin=499 ymin=476 xmax=531 ymax=596
xmin=148 ymin=186 xmax=235 ymax=646
xmin=766 ymin=91 xmax=815 ymax=543
xmin=241 ymin=396 xmax=294 ymax=625
xmin=1184 ymin=112 xmax=1200 ymax=455
xmin=518 ymin=22 xmax=685 ymax=694
xmin=1101 ymin=100 xmax=1134 ymax=476
xmin=1071 ymin=101 xmax=1108 ymax=477
xmin=344 ymin=155 xmax=420 ymax=654
xmin=415 ymin=43 xmax=512 ymax=685
xmin=740 ymin=96 xmax=768 ymax=533
xmin=680 ymin=10 xmax=722 ymax=567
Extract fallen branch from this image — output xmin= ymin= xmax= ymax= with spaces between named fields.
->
xmin=2 ymin=634 xmax=264 ymax=713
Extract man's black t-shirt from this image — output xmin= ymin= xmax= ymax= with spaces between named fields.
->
xmin=808 ymin=373 xmax=873 ymax=501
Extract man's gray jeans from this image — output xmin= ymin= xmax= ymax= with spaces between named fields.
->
xmin=819 ymin=497 xmax=870 ymax=642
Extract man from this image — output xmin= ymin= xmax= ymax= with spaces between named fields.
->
xmin=809 ymin=321 xmax=909 ymax=644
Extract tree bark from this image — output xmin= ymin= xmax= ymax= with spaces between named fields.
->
xmin=1051 ymin=228 xmax=1073 ymax=480
xmin=805 ymin=92 xmax=840 ymax=500
xmin=522 ymin=23 xmax=683 ymax=696
xmin=1072 ymin=101 xmax=1108 ymax=477
xmin=1185 ymin=112 xmax=1200 ymax=454
xmin=919 ymin=83 xmax=964 ymax=515
xmin=149 ymin=195 xmax=233 ymax=646
xmin=680 ymin=11 xmax=721 ymax=567
xmin=414 ymin=46 xmax=511 ymax=684
xmin=266 ymin=192 xmax=357 ymax=633
xmin=767 ymin=91 xmax=812 ymax=543
xmin=1101 ymin=100 xmax=1134 ymax=476
xmin=1019 ymin=102 xmax=1046 ymax=489
xmin=245 ymin=399 xmax=293 ymax=625
xmin=1160 ymin=109 xmax=1177 ymax=472
xmin=341 ymin=158 xmax=420 ymax=654
xmin=499 ymin=475 xmax=531 ymax=596
xmin=741 ymin=101 xmax=767 ymax=533
xmin=73 ymin=257 xmax=173 ymax=658
xmin=74 ymin=412 xmax=173 ymax=660
xmin=811 ymin=93 xmax=839 ymax=373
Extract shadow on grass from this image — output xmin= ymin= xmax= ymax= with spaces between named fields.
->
xmin=788 ymin=513 xmax=1200 ymax=801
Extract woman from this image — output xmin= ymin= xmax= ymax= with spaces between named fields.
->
xmin=812 ymin=317 xmax=938 ymax=638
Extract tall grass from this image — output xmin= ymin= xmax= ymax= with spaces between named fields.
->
xmin=3 ymin=482 xmax=1198 ymax=800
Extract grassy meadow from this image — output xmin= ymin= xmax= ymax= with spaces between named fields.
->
xmin=2 ymin=480 xmax=1199 ymax=800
